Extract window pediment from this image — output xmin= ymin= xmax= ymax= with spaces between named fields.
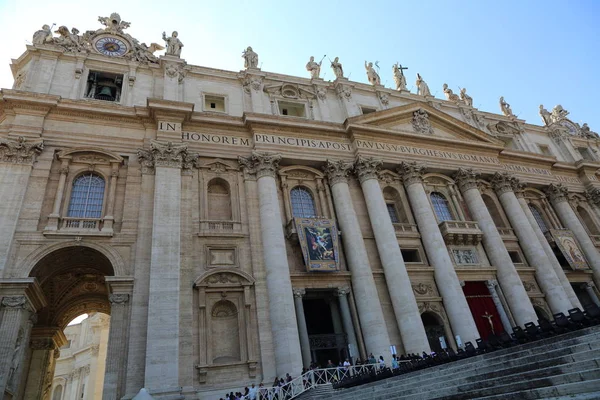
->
xmin=58 ymin=147 xmax=124 ymax=165
xmin=194 ymin=269 xmax=255 ymax=288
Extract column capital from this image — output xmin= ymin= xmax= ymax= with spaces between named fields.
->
xmin=454 ymin=168 xmax=480 ymax=193
xmin=397 ymin=161 xmax=425 ymax=186
xmin=335 ymin=286 xmax=351 ymax=296
xmin=59 ymin=166 xmax=70 ymax=175
xmin=545 ymin=183 xmax=569 ymax=203
xmin=585 ymin=188 xmax=600 ymax=205
xmin=491 ymin=172 xmax=521 ymax=195
xmin=354 ymin=155 xmax=382 ymax=184
xmin=459 ymin=280 xmax=466 ymax=287
xmin=0 ymin=136 xmax=44 ymax=164
xmin=323 ymin=159 xmax=353 ymax=186
xmin=1 ymin=295 xmax=28 ymax=309
xmin=238 ymin=151 xmax=281 ymax=179
xmin=109 ymin=293 xmax=130 ymax=305
xmin=485 ymin=280 xmax=498 ymax=290
xmin=137 ymin=140 xmax=199 ymax=172
xmin=292 ymin=288 xmax=306 ymax=298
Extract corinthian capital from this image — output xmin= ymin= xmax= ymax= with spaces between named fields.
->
xmin=238 ymin=151 xmax=281 ymax=179
xmin=1 ymin=295 xmax=27 ymax=309
xmin=137 ymin=140 xmax=196 ymax=171
xmin=585 ymin=188 xmax=600 ymax=205
xmin=454 ymin=168 xmax=480 ymax=192
xmin=0 ymin=136 xmax=44 ymax=164
xmin=397 ymin=161 xmax=425 ymax=186
xmin=323 ymin=159 xmax=353 ymax=185
xmin=354 ymin=155 xmax=382 ymax=183
xmin=545 ymin=183 xmax=569 ymax=203
xmin=491 ymin=172 xmax=520 ymax=195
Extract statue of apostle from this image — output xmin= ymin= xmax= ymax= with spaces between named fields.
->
xmin=392 ymin=63 xmax=407 ymax=91
xmin=330 ymin=57 xmax=344 ymax=79
xmin=306 ymin=56 xmax=322 ymax=79
xmin=32 ymin=24 xmax=53 ymax=45
xmin=242 ymin=46 xmax=259 ymax=69
xmin=364 ymin=61 xmax=381 ymax=86
xmin=162 ymin=31 xmax=184 ymax=57
xmin=416 ymin=73 xmax=431 ymax=97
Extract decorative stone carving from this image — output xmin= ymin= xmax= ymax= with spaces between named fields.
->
xmin=442 ymin=83 xmax=460 ymax=103
xmin=330 ymin=57 xmax=344 ymax=79
xmin=32 ymin=24 xmax=53 ymax=45
xmin=137 ymin=140 xmax=198 ymax=171
xmin=354 ymin=156 xmax=382 ymax=183
xmin=238 ymin=151 xmax=281 ymax=179
xmin=487 ymin=121 xmax=521 ymax=137
xmin=522 ymin=281 xmax=537 ymax=292
xmin=0 ymin=136 xmax=44 ymax=164
xmin=241 ymin=75 xmax=263 ymax=93
xmin=14 ymin=70 xmax=27 ymax=89
xmin=379 ymin=92 xmax=389 ymax=107
xmin=397 ymin=162 xmax=425 ymax=186
xmin=364 ymin=61 xmax=381 ymax=86
xmin=109 ymin=293 xmax=130 ymax=305
xmin=392 ymin=63 xmax=408 ymax=91
xmin=550 ymin=105 xmax=569 ymax=124
xmin=412 ymin=109 xmax=434 ymax=135
xmin=499 ymin=96 xmax=515 ymax=117
xmin=91 ymin=344 xmax=100 ymax=356
xmin=452 ymin=249 xmax=479 ymax=264
xmin=292 ymin=288 xmax=306 ymax=298
xmin=98 ymin=13 xmax=131 ymax=34
xmin=585 ymin=188 xmax=600 ymax=205
xmin=460 ymin=88 xmax=473 ymax=107
xmin=539 ymin=105 xmax=552 ymax=126
xmin=580 ymin=123 xmax=598 ymax=139
xmin=335 ymin=84 xmax=352 ymax=101
xmin=323 ymin=159 xmax=353 ymax=185
xmin=165 ymin=63 xmax=187 ymax=83
xmin=491 ymin=172 xmax=520 ymax=195
xmin=30 ymin=338 xmax=55 ymax=350
xmin=418 ymin=302 xmax=442 ymax=314
xmin=316 ymin=86 xmax=327 ymax=101
xmin=1 ymin=295 xmax=27 ymax=308
xmin=206 ymin=273 xmax=240 ymax=285
xmin=162 ymin=31 xmax=183 ymax=57
xmin=336 ymin=286 xmax=351 ymax=296
xmin=306 ymin=56 xmax=322 ymax=79
xmin=242 ymin=46 xmax=259 ymax=69
xmin=545 ymin=183 xmax=569 ymax=203
xmin=454 ymin=168 xmax=480 ymax=192
xmin=415 ymin=73 xmax=431 ymax=97
xmin=412 ymin=282 xmax=434 ymax=296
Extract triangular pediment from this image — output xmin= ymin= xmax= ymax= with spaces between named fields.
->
xmin=347 ymin=103 xmax=503 ymax=146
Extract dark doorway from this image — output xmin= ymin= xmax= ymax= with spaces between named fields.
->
xmin=304 ymin=297 xmax=347 ymax=367
xmin=421 ymin=312 xmax=446 ymax=353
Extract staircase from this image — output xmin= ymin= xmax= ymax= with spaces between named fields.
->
xmin=328 ymin=326 xmax=600 ymax=399
xmin=294 ymin=383 xmax=334 ymax=399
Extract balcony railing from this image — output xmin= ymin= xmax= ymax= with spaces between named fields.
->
xmin=392 ymin=223 xmax=420 ymax=237
xmin=438 ymin=220 xmax=482 ymax=245
xmin=308 ymin=333 xmax=348 ymax=350
xmin=61 ymin=217 xmax=102 ymax=231
xmin=199 ymin=220 xmax=242 ymax=236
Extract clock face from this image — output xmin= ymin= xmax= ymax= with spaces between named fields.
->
xmin=95 ymin=36 xmax=128 ymax=57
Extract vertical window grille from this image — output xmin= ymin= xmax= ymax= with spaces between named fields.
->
xmin=67 ymin=173 xmax=105 ymax=218
xmin=430 ymin=192 xmax=453 ymax=222
xmin=529 ymin=204 xmax=549 ymax=233
xmin=386 ymin=203 xmax=400 ymax=223
xmin=290 ymin=187 xmax=316 ymax=218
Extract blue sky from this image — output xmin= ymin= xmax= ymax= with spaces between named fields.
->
xmin=1 ymin=0 xmax=598 ymax=130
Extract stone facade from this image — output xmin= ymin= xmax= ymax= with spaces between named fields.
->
xmin=1 ymin=13 xmax=600 ymax=400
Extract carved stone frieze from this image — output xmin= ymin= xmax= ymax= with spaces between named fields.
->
xmin=315 ymin=87 xmax=327 ymax=101
xmin=30 ymin=338 xmax=55 ymax=350
xmin=109 ymin=293 xmax=130 ymax=305
xmin=417 ymin=302 xmax=445 ymax=320
xmin=205 ymin=273 xmax=242 ymax=285
xmin=165 ymin=62 xmax=187 ymax=83
xmin=335 ymin=84 xmax=352 ymax=101
xmin=454 ymin=168 xmax=480 ymax=192
xmin=412 ymin=109 xmax=434 ymax=135
xmin=238 ymin=151 xmax=281 ymax=179
xmin=397 ymin=162 xmax=425 ymax=186
xmin=354 ymin=156 xmax=382 ymax=183
xmin=491 ymin=172 xmax=520 ymax=195
xmin=1 ymin=295 xmax=27 ymax=309
xmin=378 ymin=92 xmax=389 ymax=107
xmin=0 ymin=136 xmax=44 ymax=164
xmin=545 ymin=183 xmax=569 ymax=203
xmin=412 ymin=282 xmax=435 ymax=296
xmin=522 ymin=281 xmax=537 ymax=292
xmin=323 ymin=159 xmax=353 ymax=186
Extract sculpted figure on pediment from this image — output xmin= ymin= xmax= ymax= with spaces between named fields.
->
xmin=365 ymin=61 xmax=381 ymax=86
xmin=412 ymin=109 xmax=434 ymax=135
xmin=551 ymin=105 xmax=569 ymax=123
xmin=539 ymin=105 xmax=552 ymax=126
xmin=460 ymin=88 xmax=473 ymax=107
xmin=242 ymin=46 xmax=259 ymax=69
xmin=442 ymin=83 xmax=460 ymax=103
xmin=392 ymin=63 xmax=408 ymax=91
xmin=32 ymin=24 xmax=53 ymax=45
xmin=499 ymin=96 xmax=514 ymax=117
xmin=98 ymin=13 xmax=131 ymax=34
xmin=306 ymin=56 xmax=322 ymax=79
xmin=330 ymin=57 xmax=344 ymax=79
xmin=416 ymin=73 xmax=431 ymax=97
xmin=163 ymin=31 xmax=184 ymax=57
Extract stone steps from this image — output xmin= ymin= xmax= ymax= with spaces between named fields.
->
xmin=328 ymin=326 xmax=600 ymax=400
xmin=477 ymin=380 xmax=600 ymax=399
xmin=294 ymin=383 xmax=334 ymax=399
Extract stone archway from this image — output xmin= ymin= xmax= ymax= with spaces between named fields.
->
xmin=421 ymin=311 xmax=447 ymax=353
xmin=0 ymin=245 xmax=132 ymax=400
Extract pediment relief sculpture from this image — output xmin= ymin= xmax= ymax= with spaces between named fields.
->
xmin=194 ymin=269 xmax=255 ymax=288
xmin=263 ymin=82 xmax=316 ymax=100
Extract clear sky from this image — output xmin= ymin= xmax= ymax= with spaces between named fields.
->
xmin=1 ymin=0 xmax=598 ymax=130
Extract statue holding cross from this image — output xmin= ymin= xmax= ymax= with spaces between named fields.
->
xmin=482 ymin=311 xmax=495 ymax=334
xmin=392 ymin=63 xmax=408 ymax=91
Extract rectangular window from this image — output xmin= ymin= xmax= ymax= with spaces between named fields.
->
xmin=203 ymin=95 xmax=226 ymax=112
xmin=278 ymin=101 xmax=306 ymax=117
xmin=401 ymin=249 xmax=421 ymax=263
xmin=361 ymin=107 xmax=377 ymax=115
xmin=537 ymin=144 xmax=553 ymax=157
xmin=85 ymin=71 xmax=123 ymax=102
xmin=386 ymin=203 xmax=400 ymax=223
xmin=508 ymin=251 xmax=522 ymax=264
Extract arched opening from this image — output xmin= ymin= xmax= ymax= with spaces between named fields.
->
xmin=207 ymin=178 xmax=232 ymax=220
xmin=211 ymin=300 xmax=241 ymax=364
xmin=534 ymin=306 xmax=550 ymax=321
xmin=482 ymin=194 xmax=505 ymax=228
xmin=578 ymin=206 xmax=600 ymax=235
xmin=383 ymin=187 xmax=408 ymax=223
xmin=67 ymin=172 xmax=106 ymax=219
xmin=291 ymin=186 xmax=317 ymax=218
xmin=430 ymin=192 xmax=453 ymax=222
xmin=51 ymin=384 xmax=63 ymax=400
xmin=529 ymin=204 xmax=550 ymax=233
xmin=421 ymin=312 xmax=447 ymax=353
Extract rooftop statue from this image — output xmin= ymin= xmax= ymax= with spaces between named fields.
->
xmin=416 ymin=73 xmax=431 ymax=97
xmin=442 ymin=83 xmax=460 ymax=103
xmin=98 ymin=12 xmax=131 ymax=34
xmin=580 ymin=123 xmax=598 ymax=139
xmin=242 ymin=46 xmax=259 ymax=69
xmin=460 ymin=88 xmax=473 ymax=107
xmin=551 ymin=105 xmax=569 ymax=123
xmin=364 ymin=61 xmax=381 ymax=86
xmin=306 ymin=56 xmax=322 ymax=79
xmin=392 ymin=63 xmax=408 ymax=91
xmin=330 ymin=57 xmax=344 ymax=79
xmin=32 ymin=24 xmax=53 ymax=45
xmin=162 ymin=31 xmax=183 ymax=57
xmin=499 ymin=96 xmax=514 ymax=117
xmin=539 ymin=105 xmax=552 ymax=126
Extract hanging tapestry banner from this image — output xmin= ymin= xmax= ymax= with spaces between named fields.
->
xmin=550 ymin=229 xmax=588 ymax=270
xmin=295 ymin=217 xmax=340 ymax=272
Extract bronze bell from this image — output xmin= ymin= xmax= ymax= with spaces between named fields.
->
xmin=95 ymin=85 xmax=114 ymax=101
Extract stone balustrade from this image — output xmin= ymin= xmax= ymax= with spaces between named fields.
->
xmin=438 ymin=220 xmax=483 ymax=245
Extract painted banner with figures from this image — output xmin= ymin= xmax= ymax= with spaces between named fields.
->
xmin=550 ymin=229 xmax=588 ymax=270
xmin=295 ymin=218 xmax=340 ymax=272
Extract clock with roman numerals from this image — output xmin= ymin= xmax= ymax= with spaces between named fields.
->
xmin=94 ymin=36 xmax=128 ymax=57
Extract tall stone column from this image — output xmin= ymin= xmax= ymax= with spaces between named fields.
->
xmin=547 ymin=183 xmax=600 ymax=284
xmin=455 ymin=168 xmax=537 ymax=326
xmin=583 ymin=282 xmax=600 ymax=307
xmin=336 ymin=287 xmax=359 ymax=360
xmin=516 ymin=194 xmax=581 ymax=308
xmin=0 ymin=137 xmax=44 ymax=274
xmin=398 ymin=162 xmax=479 ymax=345
xmin=485 ymin=280 xmax=513 ymax=333
xmin=292 ymin=289 xmax=312 ymax=368
xmin=355 ymin=156 xmax=430 ymax=353
xmin=103 ymin=292 xmax=132 ymax=400
xmin=0 ymin=296 xmax=32 ymax=396
xmin=23 ymin=328 xmax=66 ymax=400
xmin=138 ymin=140 xmax=198 ymax=392
xmin=44 ymin=161 xmax=69 ymax=231
xmin=491 ymin=173 xmax=571 ymax=314
xmin=323 ymin=160 xmax=392 ymax=361
xmin=238 ymin=152 xmax=302 ymax=377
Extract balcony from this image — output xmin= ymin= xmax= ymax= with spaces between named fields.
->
xmin=392 ymin=223 xmax=420 ymax=238
xmin=198 ymin=220 xmax=243 ymax=237
xmin=43 ymin=217 xmax=113 ymax=237
xmin=438 ymin=220 xmax=483 ymax=245
xmin=497 ymin=227 xmax=517 ymax=240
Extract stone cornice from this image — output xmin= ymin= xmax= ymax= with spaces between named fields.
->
xmin=397 ymin=161 xmax=426 ymax=186
xmin=545 ymin=183 xmax=569 ymax=203
xmin=454 ymin=168 xmax=480 ymax=192
xmin=147 ymin=98 xmax=195 ymax=122
xmin=238 ymin=151 xmax=281 ymax=179
xmin=354 ymin=155 xmax=382 ymax=183
xmin=323 ymin=159 xmax=354 ymax=186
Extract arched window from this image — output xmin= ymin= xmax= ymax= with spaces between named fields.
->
xmin=67 ymin=173 xmax=105 ymax=218
xmin=52 ymin=384 xmax=63 ymax=400
xmin=291 ymin=186 xmax=316 ymax=218
xmin=578 ymin=206 xmax=600 ymax=235
xmin=529 ymin=204 xmax=549 ymax=233
xmin=430 ymin=192 xmax=453 ymax=222
xmin=207 ymin=178 xmax=232 ymax=220
xmin=383 ymin=187 xmax=408 ymax=223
